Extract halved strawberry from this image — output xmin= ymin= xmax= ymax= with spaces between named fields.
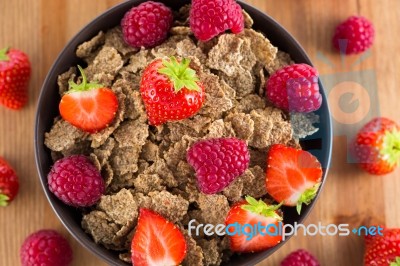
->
xmin=225 ymin=196 xmax=283 ymax=253
xmin=131 ymin=208 xmax=187 ymax=266
xmin=265 ymin=144 xmax=323 ymax=214
xmin=59 ymin=66 xmax=118 ymax=133
xmin=364 ymin=228 xmax=400 ymax=265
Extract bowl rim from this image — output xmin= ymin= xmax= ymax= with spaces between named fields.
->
xmin=34 ymin=0 xmax=333 ymax=265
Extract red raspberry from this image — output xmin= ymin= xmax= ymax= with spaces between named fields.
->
xmin=333 ymin=16 xmax=375 ymax=54
xmin=266 ymin=64 xmax=322 ymax=113
xmin=186 ymin=138 xmax=249 ymax=194
xmin=20 ymin=230 xmax=73 ymax=266
xmin=47 ymin=155 xmax=104 ymax=207
xmin=281 ymin=249 xmax=320 ymax=266
xmin=121 ymin=1 xmax=173 ymax=48
xmin=0 ymin=157 xmax=19 ymax=206
xmin=190 ymin=0 xmax=244 ymax=41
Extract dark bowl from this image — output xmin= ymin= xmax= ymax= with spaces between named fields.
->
xmin=34 ymin=0 xmax=333 ymax=265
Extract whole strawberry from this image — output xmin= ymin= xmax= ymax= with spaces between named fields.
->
xmin=47 ymin=155 xmax=104 ymax=207
xmin=281 ymin=249 xmax=320 ymax=266
xmin=20 ymin=229 xmax=73 ymax=266
xmin=333 ymin=16 xmax=375 ymax=54
xmin=265 ymin=144 xmax=323 ymax=214
xmin=140 ymin=56 xmax=205 ymax=125
xmin=364 ymin=228 xmax=400 ymax=265
xmin=0 ymin=157 xmax=19 ymax=206
xmin=352 ymin=117 xmax=400 ymax=175
xmin=121 ymin=1 xmax=173 ymax=48
xmin=266 ymin=64 xmax=322 ymax=113
xmin=190 ymin=0 xmax=244 ymax=41
xmin=59 ymin=66 xmax=118 ymax=133
xmin=187 ymin=137 xmax=249 ymax=194
xmin=0 ymin=47 xmax=31 ymax=109
xmin=225 ymin=196 xmax=283 ymax=253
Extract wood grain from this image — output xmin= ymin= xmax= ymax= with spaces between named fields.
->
xmin=0 ymin=0 xmax=399 ymax=265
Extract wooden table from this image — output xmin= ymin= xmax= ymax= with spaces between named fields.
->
xmin=1 ymin=0 xmax=399 ymax=265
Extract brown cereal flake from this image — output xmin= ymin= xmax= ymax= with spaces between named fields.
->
xmin=235 ymin=94 xmax=267 ymax=113
xmin=110 ymin=144 xmax=141 ymax=175
xmin=175 ymin=160 xmax=195 ymax=184
xmin=119 ymin=252 xmax=132 ymax=263
xmin=177 ymin=115 xmax=212 ymax=134
xmin=60 ymin=140 xmax=92 ymax=157
xmin=249 ymin=148 xmax=267 ymax=169
xmin=125 ymin=49 xmax=152 ymax=74
xmin=44 ymin=119 xmax=88 ymax=152
xmin=98 ymin=188 xmax=138 ymax=226
xmin=164 ymin=135 xmax=197 ymax=169
xmin=144 ymin=191 xmax=189 ymax=223
xmin=206 ymin=34 xmax=244 ymax=76
xmin=266 ymin=51 xmax=294 ymax=74
xmin=222 ymin=175 xmax=244 ymax=202
xmin=197 ymin=193 xmax=230 ymax=225
xmin=143 ymin=158 xmax=178 ymax=188
xmin=113 ymin=119 xmax=149 ymax=148
xmin=243 ymin=9 xmax=254 ymax=28
xmin=170 ymin=26 xmax=192 ymax=36
xmin=81 ymin=210 xmax=120 ymax=246
xmin=206 ymin=119 xmax=236 ymax=139
xmin=199 ymin=93 xmax=233 ymax=119
xmin=198 ymin=239 xmax=222 ymax=266
xmin=133 ymin=174 xmax=165 ymax=194
xmin=240 ymin=37 xmax=257 ymax=71
xmin=102 ymin=162 xmax=114 ymax=188
xmin=76 ymin=31 xmax=105 ymax=60
xmin=93 ymin=138 xmax=116 ymax=168
xmin=105 ymin=27 xmax=137 ymax=56
xmin=225 ymin=112 xmax=254 ymax=141
xmin=220 ymin=69 xmax=255 ymax=98
xmin=140 ymin=141 xmax=159 ymax=162
xmin=89 ymin=153 xmax=102 ymax=171
xmin=242 ymin=166 xmax=268 ymax=198
xmin=249 ymin=107 xmax=293 ymax=149
xmin=182 ymin=232 xmax=204 ymax=266
xmin=176 ymin=38 xmax=207 ymax=63
xmin=239 ymin=29 xmax=277 ymax=67
xmin=57 ymin=67 xmax=76 ymax=96
xmin=166 ymin=122 xmax=199 ymax=142
xmin=85 ymin=46 xmax=124 ymax=81
xmin=290 ymin=112 xmax=320 ymax=139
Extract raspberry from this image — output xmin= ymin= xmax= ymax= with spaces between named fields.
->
xmin=266 ymin=64 xmax=322 ymax=113
xmin=281 ymin=249 xmax=320 ymax=266
xmin=20 ymin=230 xmax=73 ymax=266
xmin=332 ymin=16 xmax=375 ymax=54
xmin=47 ymin=155 xmax=104 ymax=207
xmin=121 ymin=1 xmax=173 ymax=48
xmin=186 ymin=138 xmax=249 ymax=194
xmin=190 ymin=0 xmax=244 ymax=41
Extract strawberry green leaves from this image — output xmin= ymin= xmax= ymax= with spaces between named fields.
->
xmin=241 ymin=196 xmax=283 ymax=221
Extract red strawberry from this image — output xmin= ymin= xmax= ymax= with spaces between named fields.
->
xmin=352 ymin=117 xmax=400 ymax=175
xmin=265 ymin=144 xmax=323 ymax=214
xmin=0 ymin=157 xmax=19 ymax=206
xmin=364 ymin=228 xmax=400 ymax=265
xmin=131 ymin=208 xmax=187 ymax=266
xmin=225 ymin=196 xmax=283 ymax=253
xmin=0 ymin=47 xmax=31 ymax=109
xmin=140 ymin=56 xmax=205 ymax=126
xmin=59 ymin=66 xmax=118 ymax=133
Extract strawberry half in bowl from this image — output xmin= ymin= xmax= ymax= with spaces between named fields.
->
xmin=34 ymin=0 xmax=333 ymax=265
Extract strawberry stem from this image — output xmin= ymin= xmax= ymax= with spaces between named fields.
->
xmin=296 ymin=183 xmax=320 ymax=215
xmin=67 ymin=65 xmax=103 ymax=93
xmin=241 ymin=196 xmax=283 ymax=221
xmin=0 ymin=194 xmax=10 ymax=207
xmin=0 ymin=47 xmax=9 ymax=61
xmin=390 ymin=257 xmax=400 ymax=266
xmin=382 ymin=129 xmax=400 ymax=167
xmin=158 ymin=56 xmax=201 ymax=93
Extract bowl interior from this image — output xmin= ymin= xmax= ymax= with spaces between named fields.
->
xmin=34 ymin=1 xmax=332 ymax=265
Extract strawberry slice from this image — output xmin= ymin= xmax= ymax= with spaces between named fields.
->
xmin=59 ymin=66 xmax=118 ymax=133
xmin=225 ymin=196 xmax=283 ymax=253
xmin=131 ymin=208 xmax=187 ymax=266
xmin=265 ymin=144 xmax=323 ymax=214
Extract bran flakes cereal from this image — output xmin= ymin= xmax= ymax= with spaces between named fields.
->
xmin=43 ymin=5 xmax=313 ymax=264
